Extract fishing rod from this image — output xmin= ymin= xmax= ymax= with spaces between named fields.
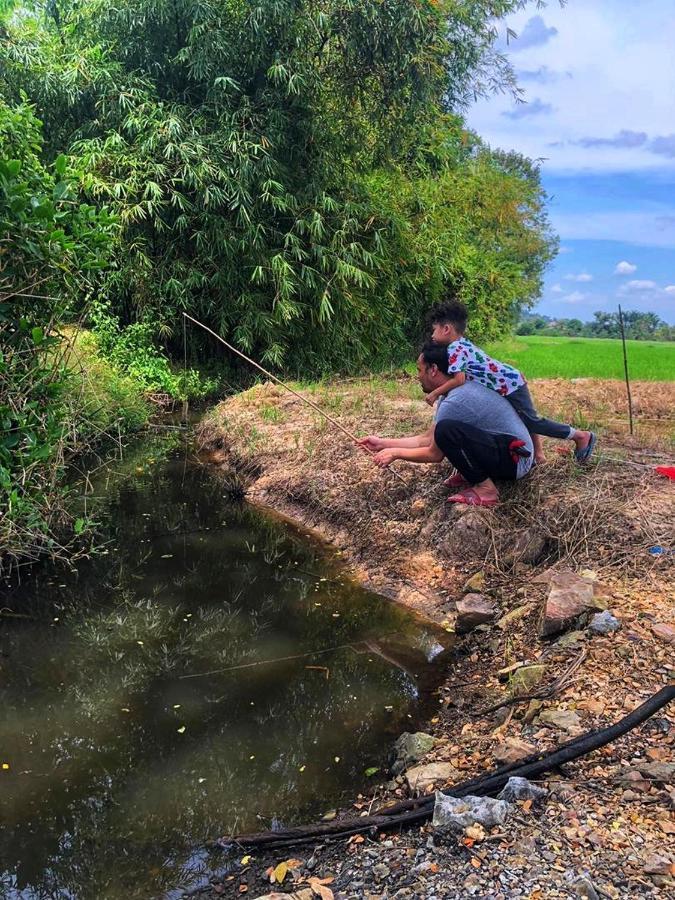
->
xmin=182 ymin=312 xmax=407 ymax=483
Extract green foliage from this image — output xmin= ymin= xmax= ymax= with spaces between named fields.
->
xmin=518 ymin=310 xmax=675 ymax=341
xmin=1 ymin=0 xmax=557 ymax=378
xmin=0 ymin=97 xmax=137 ymax=565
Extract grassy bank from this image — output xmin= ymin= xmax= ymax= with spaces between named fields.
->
xmin=0 ymin=330 xmax=152 ymax=571
xmin=481 ymin=335 xmax=675 ymax=381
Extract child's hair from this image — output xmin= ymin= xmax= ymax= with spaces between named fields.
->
xmin=419 ymin=341 xmax=450 ymax=374
xmin=428 ymin=299 xmax=468 ymax=334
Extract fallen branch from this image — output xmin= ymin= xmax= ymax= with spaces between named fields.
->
xmin=224 ymin=684 xmax=674 ymax=849
xmin=472 ymin=648 xmax=587 ymax=717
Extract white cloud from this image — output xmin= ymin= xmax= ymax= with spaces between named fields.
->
xmin=558 ymin=245 xmax=574 ymax=254
xmin=623 ymin=279 xmax=658 ymax=291
xmin=614 ymin=261 xmax=637 ymax=275
xmin=665 ymin=285 xmax=675 ymax=293
xmin=468 ymin=1 xmax=675 ymax=174
xmin=551 ymin=283 xmax=563 ymax=293
xmin=562 ymin=291 xmax=587 ymax=304
xmin=565 ymin=272 xmax=593 ymax=282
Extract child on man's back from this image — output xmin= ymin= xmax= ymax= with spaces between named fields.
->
xmin=426 ymin=300 xmax=596 ymax=465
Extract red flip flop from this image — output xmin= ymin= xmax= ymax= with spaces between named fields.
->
xmin=447 ymin=488 xmax=499 ymax=507
xmin=443 ymin=472 xmax=468 ymax=489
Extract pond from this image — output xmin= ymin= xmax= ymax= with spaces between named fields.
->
xmin=0 ymin=434 xmax=452 ymax=899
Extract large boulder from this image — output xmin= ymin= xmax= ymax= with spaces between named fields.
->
xmin=539 ymin=571 xmax=604 ymax=637
xmin=455 ymin=593 xmax=496 ymax=633
xmin=389 ymin=732 xmax=435 ymax=776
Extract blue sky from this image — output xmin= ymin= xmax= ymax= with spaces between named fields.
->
xmin=467 ymin=0 xmax=675 ymax=323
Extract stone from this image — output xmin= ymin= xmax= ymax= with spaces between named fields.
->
xmin=643 ymin=854 xmax=673 ymax=875
xmin=554 ymin=630 xmax=587 ymax=649
xmin=540 ymin=571 xmax=604 ymax=637
xmin=497 ymin=776 xmax=548 ymax=803
xmin=432 ymin=792 xmax=511 ymax=834
xmin=524 ymin=698 xmax=546 ymax=723
xmin=405 ymin=762 xmax=459 ymax=793
xmin=463 ymin=571 xmax=486 ymax=593
xmin=614 ymin=769 xmax=651 ymax=792
xmin=539 ymin=708 xmax=582 ymax=731
xmin=497 ymin=603 xmax=535 ymax=630
xmin=509 ymin=664 xmax=546 ymax=695
xmin=637 ymin=761 xmax=675 ymax=783
xmin=455 ymin=593 xmax=496 ymax=633
xmin=389 ymin=732 xmax=435 ymax=775
xmin=588 ymin=611 xmax=621 ymax=635
xmin=372 ymin=863 xmax=391 ymax=880
xmin=652 ymin=622 xmax=675 ymax=646
xmin=504 ymin=527 xmax=547 ymax=565
xmin=493 ymin=737 xmax=537 ymax=765
xmin=571 ymin=876 xmax=600 ymax=900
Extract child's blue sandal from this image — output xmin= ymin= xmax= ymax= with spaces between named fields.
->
xmin=575 ymin=431 xmax=597 ymax=464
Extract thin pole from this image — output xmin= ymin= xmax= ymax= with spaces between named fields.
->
xmin=182 ymin=312 xmax=407 ymax=483
xmin=618 ymin=304 xmax=634 ymax=435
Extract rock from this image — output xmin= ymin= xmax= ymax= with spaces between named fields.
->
xmin=571 ymin=876 xmax=600 ymax=900
xmin=652 ymin=622 xmax=675 ymax=645
xmin=588 ymin=611 xmax=621 ymax=635
xmin=372 ymin=863 xmax=391 ymax=880
xmin=539 ymin=708 xmax=582 ymax=731
xmin=614 ymin=769 xmax=651 ymax=792
xmin=493 ymin=737 xmax=537 ymax=765
xmin=504 ymin=527 xmax=546 ymax=565
xmin=636 ymin=761 xmax=675 ymax=783
xmin=432 ymin=792 xmax=511 ymax=834
xmin=389 ymin=732 xmax=435 ymax=775
xmin=524 ymin=698 xmax=546 ymax=723
xmin=643 ymin=854 xmax=673 ymax=875
xmin=497 ymin=602 xmax=535 ymax=630
xmin=539 ymin=571 xmax=604 ymax=637
xmin=463 ymin=571 xmax=486 ymax=593
xmin=498 ymin=776 xmax=548 ymax=803
xmin=405 ymin=762 xmax=459 ymax=793
xmin=509 ymin=664 xmax=546 ymax=695
xmin=554 ymin=630 xmax=587 ymax=649
xmin=455 ymin=593 xmax=496 ymax=633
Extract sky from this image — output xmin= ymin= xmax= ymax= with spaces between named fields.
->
xmin=467 ymin=0 xmax=675 ymax=324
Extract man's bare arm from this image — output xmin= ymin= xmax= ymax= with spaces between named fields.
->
xmin=373 ymin=441 xmax=445 ymax=467
xmin=424 ymin=371 xmax=466 ymax=406
xmin=358 ymin=426 xmax=434 ymax=451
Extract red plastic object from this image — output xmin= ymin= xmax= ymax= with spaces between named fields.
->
xmin=655 ymin=465 xmax=675 ymax=480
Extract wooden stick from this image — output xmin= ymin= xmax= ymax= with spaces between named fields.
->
xmin=183 ymin=312 xmax=407 ymax=483
xmin=618 ymin=304 xmax=634 ymax=436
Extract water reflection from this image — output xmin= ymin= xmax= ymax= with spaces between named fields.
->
xmin=0 ymin=437 xmax=451 ymax=899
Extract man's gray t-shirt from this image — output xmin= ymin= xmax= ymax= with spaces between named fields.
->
xmin=433 ymin=381 xmax=533 ymax=479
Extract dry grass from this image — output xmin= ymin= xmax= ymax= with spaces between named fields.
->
xmin=198 ymin=376 xmax=674 ymax=620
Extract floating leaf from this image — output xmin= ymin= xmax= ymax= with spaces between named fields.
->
xmin=299 ymin=765 xmax=306 ymax=772
xmin=177 ymin=725 xmax=186 ymax=734
xmin=364 ymin=767 xmax=379 ymax=777
xmin=1 ymin=763 xmax=9 ymax=771
xmin=240 ymin=855 xmax=251 ymax=866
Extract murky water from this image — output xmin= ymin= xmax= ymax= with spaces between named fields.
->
xmin=0 ymin=435 xmax=451 ymax=899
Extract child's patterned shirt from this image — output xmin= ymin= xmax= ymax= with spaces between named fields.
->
xmin=446 ymin=338 xmax=526 ymax=396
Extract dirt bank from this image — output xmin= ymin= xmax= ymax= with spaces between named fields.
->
xmin=193 ymin=376 xmax=674 ymax=899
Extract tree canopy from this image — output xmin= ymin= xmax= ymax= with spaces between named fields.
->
xmin=1 ymin=0 xmax=558 ymax=374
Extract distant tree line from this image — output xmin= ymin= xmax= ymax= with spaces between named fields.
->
xmin=517 ymin=311 xmax=675 ymax=342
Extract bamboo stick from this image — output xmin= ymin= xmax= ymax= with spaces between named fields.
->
xmin=182 ymin=312 xmax=407 ymax=483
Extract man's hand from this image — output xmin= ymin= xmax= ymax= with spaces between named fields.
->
xmin=373 ymin=448 xmax=398 ymax=468
xmin=357 ymin=435 xmax=385 ymax=452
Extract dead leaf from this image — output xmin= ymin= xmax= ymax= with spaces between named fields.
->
xmin=522 ymin=799 xmax=533 ymax=813
xmin=309 ymin=876 xmax=335 ymax=900
xmin=238 ymin=886 xmax=247 ymax=894
xmin=284 ymin=858 xmax=303 ymax=870
xmin=470 ymin=857 xmax=481 ymax=869
xmin=271 ymin=861 xmax=288 ymax=883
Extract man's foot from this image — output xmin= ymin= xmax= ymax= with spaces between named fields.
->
xmin=573 ymin=431 xmax=597 ymax=463
xmin=447 ymin=487 xmax=499 ymax=507
xmin=443 ymin=472 xmax=468 ymax=489
xmin=534 ymin=453 xmax=547 ymax=466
